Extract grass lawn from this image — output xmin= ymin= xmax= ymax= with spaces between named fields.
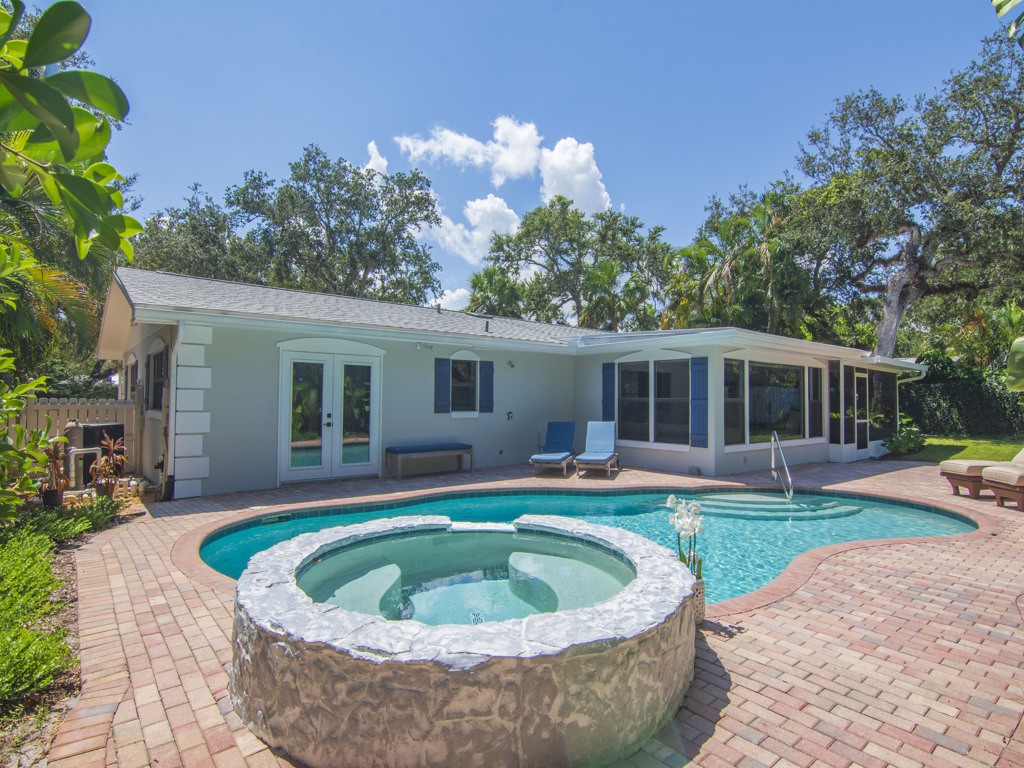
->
xmin=894 ymin=435 xmax=1022 ymax=463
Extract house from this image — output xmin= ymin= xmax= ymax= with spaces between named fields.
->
xmin=96 ymin=269 xmax=925 ymax=499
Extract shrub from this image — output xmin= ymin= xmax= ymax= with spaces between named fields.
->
xmin=0 ymin=507 xmax=90 ymax=546
xmin=0 ymin=530 xmax=72 ymax=712
xmin=900 ymin=351 xmax=1024 ymax=436
xmin=901 ymin=378 xmax=1024 ymax=436
xmin=0 ymin=496 xmax=126 ymax=547
xmin=72 ymin=496 xmax=125 ymax=533
xmin=883 ymin=416 xmax=925 ymax=456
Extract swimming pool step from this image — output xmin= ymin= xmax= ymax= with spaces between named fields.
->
xmin=685 ymin=494 xmax=863 ymax=521
xmin=321 ymin=563 xmax=402 ymax=615
xmin=509 ymin=552 xmax=629 ymax=611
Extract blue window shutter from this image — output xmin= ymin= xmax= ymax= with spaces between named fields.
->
xmin=479 ymin=361 xmax=494 ymax=413
xmin=602 ymin=363 xmax=615 ymax=421
xmin=691 ymin=357 xmax=708 ymax=448
xmin=434 ymin=358 xmax=451 ymax=413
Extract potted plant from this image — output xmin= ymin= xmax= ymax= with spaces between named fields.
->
xmin=666 ymin=494 xmax=706 ymax=626
xmin=40 ymin=437 xmax=70 ymax=507
xmin=90 ymin=432 xmax=126 ymax=498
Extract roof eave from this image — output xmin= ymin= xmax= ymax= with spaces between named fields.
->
xmin=130 ymin=305 xmax=579 ymax=354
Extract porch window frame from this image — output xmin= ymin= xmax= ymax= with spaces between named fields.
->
xmin=722 ymin=354 xmax=828 ymax=453
xmin=614 ymin=352 xmax=693 ymax=451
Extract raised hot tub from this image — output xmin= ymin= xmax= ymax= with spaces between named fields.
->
xmin=230 ymin=515 xmax=697 ymax=767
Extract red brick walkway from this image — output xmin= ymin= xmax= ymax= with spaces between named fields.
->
xmin=47 ymin=462 xmax=1024 ymax=767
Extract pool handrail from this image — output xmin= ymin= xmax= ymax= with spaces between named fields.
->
xmin=770 ymin=431 xmax=794 ymax=501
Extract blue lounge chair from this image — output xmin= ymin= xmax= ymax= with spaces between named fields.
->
xmin=573 ymin=421 xmax=619 ymax=477
xmin=529 ymin=421 xmax=576 ymax=476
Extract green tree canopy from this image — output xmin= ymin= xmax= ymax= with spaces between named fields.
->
xmin=465 ymin=265 xmax=522 ymax=317
xmin=478 ymin=196 xmax=671 ymax=331
xmin=798 ymin=34 xmax=1024 ymax=357
xmin=225 ymin=144 xmax=442 ymax=304
xmin=661 ymin=185 xmax=814 ymax=337
xmin=132 ymin=184 xmax=270 ymax=285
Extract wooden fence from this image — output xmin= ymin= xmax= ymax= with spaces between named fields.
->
xmin=12 ymin=398 xmax=140 ymax=474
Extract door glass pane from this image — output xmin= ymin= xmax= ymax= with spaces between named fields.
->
xmin=342 ymin=365 xmax=371 ymax=464
xmin=291 ymin=362 xmax=324 ymax=468
xmin=855 ymin=376 xmax=868 ymax=421
xmin=856 ymin=375 xmax=869 ymax=449
xmin=808 ymin=368 xmax=823 ymax=438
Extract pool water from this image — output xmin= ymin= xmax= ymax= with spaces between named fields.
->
xmin=295 ymin=528 xmax=635 ymax=625
xmin=202 ymin=491 xmax=975 ymax=604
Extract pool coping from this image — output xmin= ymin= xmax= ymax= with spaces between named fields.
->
xmin=170 ymin=481 xmax=1001 ymax=621
xmin=235 ymin=515 xmax=692 ymax=666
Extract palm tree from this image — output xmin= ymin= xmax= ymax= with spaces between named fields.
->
xmin=466 ymin=266 xmax=523 ymax=318
xmin=0 ymin=181 xmax=103 ymax=365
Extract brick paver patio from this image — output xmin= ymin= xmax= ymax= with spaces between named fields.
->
xmin=46 ymin=461 xmax=1024 ymax=767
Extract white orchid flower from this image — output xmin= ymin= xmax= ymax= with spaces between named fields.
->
xmin=665 ymin=494 xmax=678 ymax=508
xmin=687 ymin=501 xmax=702 ymax=515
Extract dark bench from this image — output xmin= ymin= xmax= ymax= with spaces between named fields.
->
xmin=385 ymin=443 xmax=474 ymax=480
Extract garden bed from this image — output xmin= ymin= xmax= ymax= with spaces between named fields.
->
xmin=0 ymin=504 xmax=144 ymax=768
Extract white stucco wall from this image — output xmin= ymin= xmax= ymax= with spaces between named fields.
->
xmin=109 ymin=314 xmax=915 ymax=497
xmin=195 ymin=327 xmax=576 ymax=497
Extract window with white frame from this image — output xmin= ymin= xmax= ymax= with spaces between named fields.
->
xmin=724 ymin=359 xmax=825 ymax=445
xmin=617 ymin=359 xmax=690 ymax=445
xmin=147 ymin=347 xmax=167 ymax=411
xmin=450 ymin=352 xmax=478 ymax=413
xmin=749 ymin=362 xmax=804 ymax=442
xmin=724 ymin=358 xmax=746 ymax=445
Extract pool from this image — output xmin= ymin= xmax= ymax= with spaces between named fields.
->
xmin=202 ymin=489 xmax=975 ymax=603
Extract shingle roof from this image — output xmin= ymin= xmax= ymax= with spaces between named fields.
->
xmin=115 ymin=269 xmax=589 ymax=346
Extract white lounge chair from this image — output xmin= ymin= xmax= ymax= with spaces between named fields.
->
xmin=573 ymin=421 xmax=619 ymax=477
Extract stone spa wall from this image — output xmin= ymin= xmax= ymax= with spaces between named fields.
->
xmin=230 ymin=515 xmax=697 ymax=768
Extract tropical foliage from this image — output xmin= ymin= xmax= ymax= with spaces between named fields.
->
xmin=0 ymin=1 xmax=133 ymax=719
xmin=994 ymin=0 xmax=1024 ymax=48
xmin=0 ymin=0 xmax=133 ymax=521
xmin=470 ymin=196 xmax=671 ymax=331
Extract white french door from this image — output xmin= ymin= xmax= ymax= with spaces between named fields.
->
xmin=279 ymin=352 xmax=380 ymax=483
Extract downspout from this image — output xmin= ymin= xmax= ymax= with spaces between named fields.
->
xmin=160 ymin=323 xmax=183 ymax=501
xmin=895 ymin=368 xmax=927 ymax=428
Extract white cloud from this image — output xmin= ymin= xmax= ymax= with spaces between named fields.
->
xmin=431 ymin=194 xmax=519 ymax=265
xmin=539 ymin=137 xmax=610 ymax=214
xmin=396 ymin=116 xmax=542 ymax=187
xmin=438 ymin=287 xmax=470 ymax=310
xmin=489 ymin=117 xmax=543 ymax=185
xmin=364 ymin=140 xmax=388 ymax=174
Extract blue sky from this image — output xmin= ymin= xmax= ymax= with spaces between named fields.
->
xmin=84 ymin=1 xmax=1002 ymax=307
